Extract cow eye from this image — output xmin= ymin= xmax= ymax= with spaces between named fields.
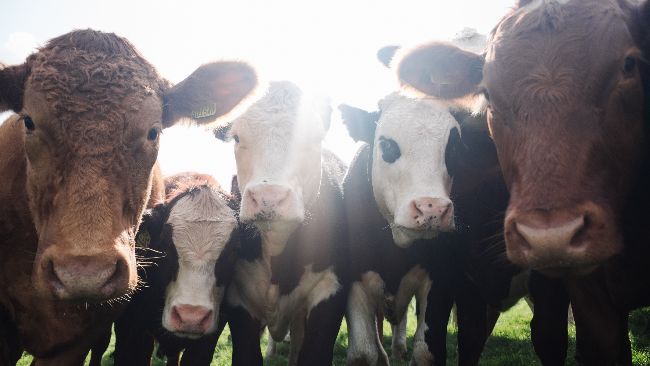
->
xmin=378 ymin=136 xmax=401 ymax=163
xmin=147 ymin=128 xmax=159 ymax=141
xmin=233 ymin=134 xmax=240 ymax=143
xmin=23 ymin=115 xmax=35 ymax=132
xmin=445 ymin=127 xmax=465 ymax=177
xmin=623 ymin=57 xmax=636 ymax=76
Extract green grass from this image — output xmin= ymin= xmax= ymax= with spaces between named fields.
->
xmin=15 ymin=300 xmax=650 ymax=365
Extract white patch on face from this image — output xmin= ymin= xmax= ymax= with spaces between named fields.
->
xmin=345 ymin=272 xmax=387 ymax=365
xmin=230 ymin=81 xmax=329 ymax=252
xmin=161 ymin=187 xmax=237 ymax=336
xmin=372 ymin=93 xmax=460 ymax=246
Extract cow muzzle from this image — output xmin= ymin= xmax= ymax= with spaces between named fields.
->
xmin=505 ymin=202 xmax=621 ymax=273
xmin=35 ymin=248 xmax=134 ymax=301
xmin=241 ymin=183 xmax=302 ymax=223
xmin=167 ymin=304 xmax=215 ymax=338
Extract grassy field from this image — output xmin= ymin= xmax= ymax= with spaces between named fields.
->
xmin=16 ymin=300 xmax=650 ymax=365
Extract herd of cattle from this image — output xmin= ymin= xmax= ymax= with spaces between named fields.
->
xmin=2 ymin=0 xmax=650 ymax=365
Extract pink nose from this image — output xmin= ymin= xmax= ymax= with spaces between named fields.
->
xmin=170 ymin=304 xmax=213 ymax=334
xmin=243 ymin=183 xmax=293 ymax=219
xmin=40 ymin=254 xmax=129 ymax=300
xmin=409 ymin=197 xmax=454 ymax=230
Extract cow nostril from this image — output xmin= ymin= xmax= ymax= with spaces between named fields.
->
xmin=171 ymin=306 xmax=182 ymax=325
xmin=44 ymin=259 xmax=64 ymax=292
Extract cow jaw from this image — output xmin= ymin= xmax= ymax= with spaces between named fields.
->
xmin=162 ymin=187 xmax=237 ymax=337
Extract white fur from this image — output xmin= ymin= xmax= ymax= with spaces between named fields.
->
xmin=346 ymin=272 xmax=389 ymax=366
xmin=519 ymin=0 xmax=571 ymax=13
xmin=372 ymin=93 xmax=460 ymax=247
xmin=391 ymin=309 xmax=408 ymax=360
xmin=161 ymin=187 xmax=237 ymax=336
xmin=268 ymin=265 xmax=341 ymax=340
xmin=226 ymin=257 xmax=273 ymax=321
xmin=231 ymin=81 xmax=330 ymax=253
xmin=409 ymin=268 xmax=434 ymax=366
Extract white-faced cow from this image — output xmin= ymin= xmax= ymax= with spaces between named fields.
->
xmin=339 ymin=30 xmax=526 ymax=366
xmin=392 ymin=1 xmax=650 ymax=364
xmin=113 ymin=173 xmax=241 ymax=365
xmin=0 ymin=29 xmax=257 ymax=365
xmin=215 ymin=81 xmax=348 ymax=366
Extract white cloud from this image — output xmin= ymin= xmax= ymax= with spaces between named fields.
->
xmin=4 ymin=32 xmax=37 ymax=62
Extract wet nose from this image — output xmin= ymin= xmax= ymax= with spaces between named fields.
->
xmin=243 ymin=183 xmax=294 ymax=219
xmin=506 ymin=207 xmax=599 ymax=269
xmin=409 ymin=197 xmax=454 ymax=230
xmin=170 ymin=304 xmax=214 ymax=334
xmin=41 ymin=254 xmax=129 ymax=300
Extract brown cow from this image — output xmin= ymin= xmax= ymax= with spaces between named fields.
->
xmin=0 ymin=29 xmax=257 ymax=365
xmin=393 ymin=0 xmax=648 ymax=274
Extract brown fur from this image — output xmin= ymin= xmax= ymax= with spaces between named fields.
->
xmin=0 ymin=29 xmax=256 ymax=364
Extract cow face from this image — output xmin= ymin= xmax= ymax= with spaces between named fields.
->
xmin=141 ymin=183 xmax=238 ymax=338
xmin=395 ymin=1 xmax=650 ymax=273
xmin=218 ymin=81 xmax=331 ymax=255
xmin=0 ymin=30 xmax=257 ymax=301
xmin=340 ymin=93 xmax=463 ymax=247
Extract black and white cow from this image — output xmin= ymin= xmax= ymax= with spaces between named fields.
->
xmin=340 ymin=30 xmax=524 ymax=366
xmin=216 ymin=81 xmax=348 ymax=366
xmin=114 ymin=172 xmax=240 ymax=365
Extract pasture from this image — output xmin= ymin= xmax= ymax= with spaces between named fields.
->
xmin=15 ymin=300 xmax=650 ymax=365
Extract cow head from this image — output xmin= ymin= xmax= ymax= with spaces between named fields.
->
xmin=395 ymin=0 xmax=650 ymax=273
xmin=216 ymin=81 xmax=331 ymax=255
xmin=0 ymin=30 xmax=257 ymax=301
xmin=138 ymin=174 xmax=238 ymax=338
xmin=339 ymin=95 xmax=462 ymax=247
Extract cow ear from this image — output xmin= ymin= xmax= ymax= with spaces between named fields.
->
xmin=0 ymin=63 xmax=29 ymax=112
xmin=338 ymin=104 xmax=379 ymax=144
xmin=396 ymin=42 xmax=484 ymax=99
xmin=162 ymin=61 xmax=257 ymax=128
xmin=136 ymin=204 xmax=167 ymax=249
xmin=377 ymin=45 xmax=401 ymax=68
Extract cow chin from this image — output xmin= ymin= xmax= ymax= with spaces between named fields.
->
xmin=257 ymin=222 xmax=298 ymax=256
xmin=391 ymin=226 xmax=439 ymax=248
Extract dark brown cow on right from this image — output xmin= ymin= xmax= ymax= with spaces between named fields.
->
xmin=392 ymin=0 xmax=650 ymax=364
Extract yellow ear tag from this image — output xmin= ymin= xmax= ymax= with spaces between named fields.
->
xmin=191 ymin=103 xmax=218 ymax=119
xmin=136 ymin=230 xmax=151 ymax=248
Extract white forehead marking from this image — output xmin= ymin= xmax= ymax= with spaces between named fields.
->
xmin=167 ymin=187 xmax=237 ymax=260
xmin=451 ymin=27 xmax=487 ymax=54
xmin=376 ymin=92 xmax=460 ymax=141
xmin=231 ymin=81 xmax=328 ymax=140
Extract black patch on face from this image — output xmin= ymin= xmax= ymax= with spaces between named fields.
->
xmin=445 ymin=127 xmax=465 ymax=178
xmin=378 ymin=136 xmax=401 ymax=163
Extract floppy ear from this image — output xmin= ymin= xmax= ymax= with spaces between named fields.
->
xmin=338 ymin=104 xmax=379 ymax=144
xmin=396 ymin=42 xmax=484 ymax=99
xmin=162 ymin=61 xmax=257 ymax=127
xmin=377 ymin=45 xmax=400 ymax=68
xmin=0 ymin=63 xmax=29 ymax=112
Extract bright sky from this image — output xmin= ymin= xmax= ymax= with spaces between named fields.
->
xmin=0 ymin=0 xmax=512 ymax=188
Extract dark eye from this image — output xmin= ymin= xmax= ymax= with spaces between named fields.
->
xmin=445 ymin=127 xmax=466 ymax=178
xmin=147 ymin=128 xmax=159 ymax=141
xmin=480 ymin=88 xmax=491 ymax=103
xmin=378 ymin=136 xmax=401 ymax=163
xmin=233 ymin=135 xmax=240 ymax=143
xmin=23 ymin=115 xmax=35 ymax=132
xmin=623 ymin=57 xmax=636 ymax=76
